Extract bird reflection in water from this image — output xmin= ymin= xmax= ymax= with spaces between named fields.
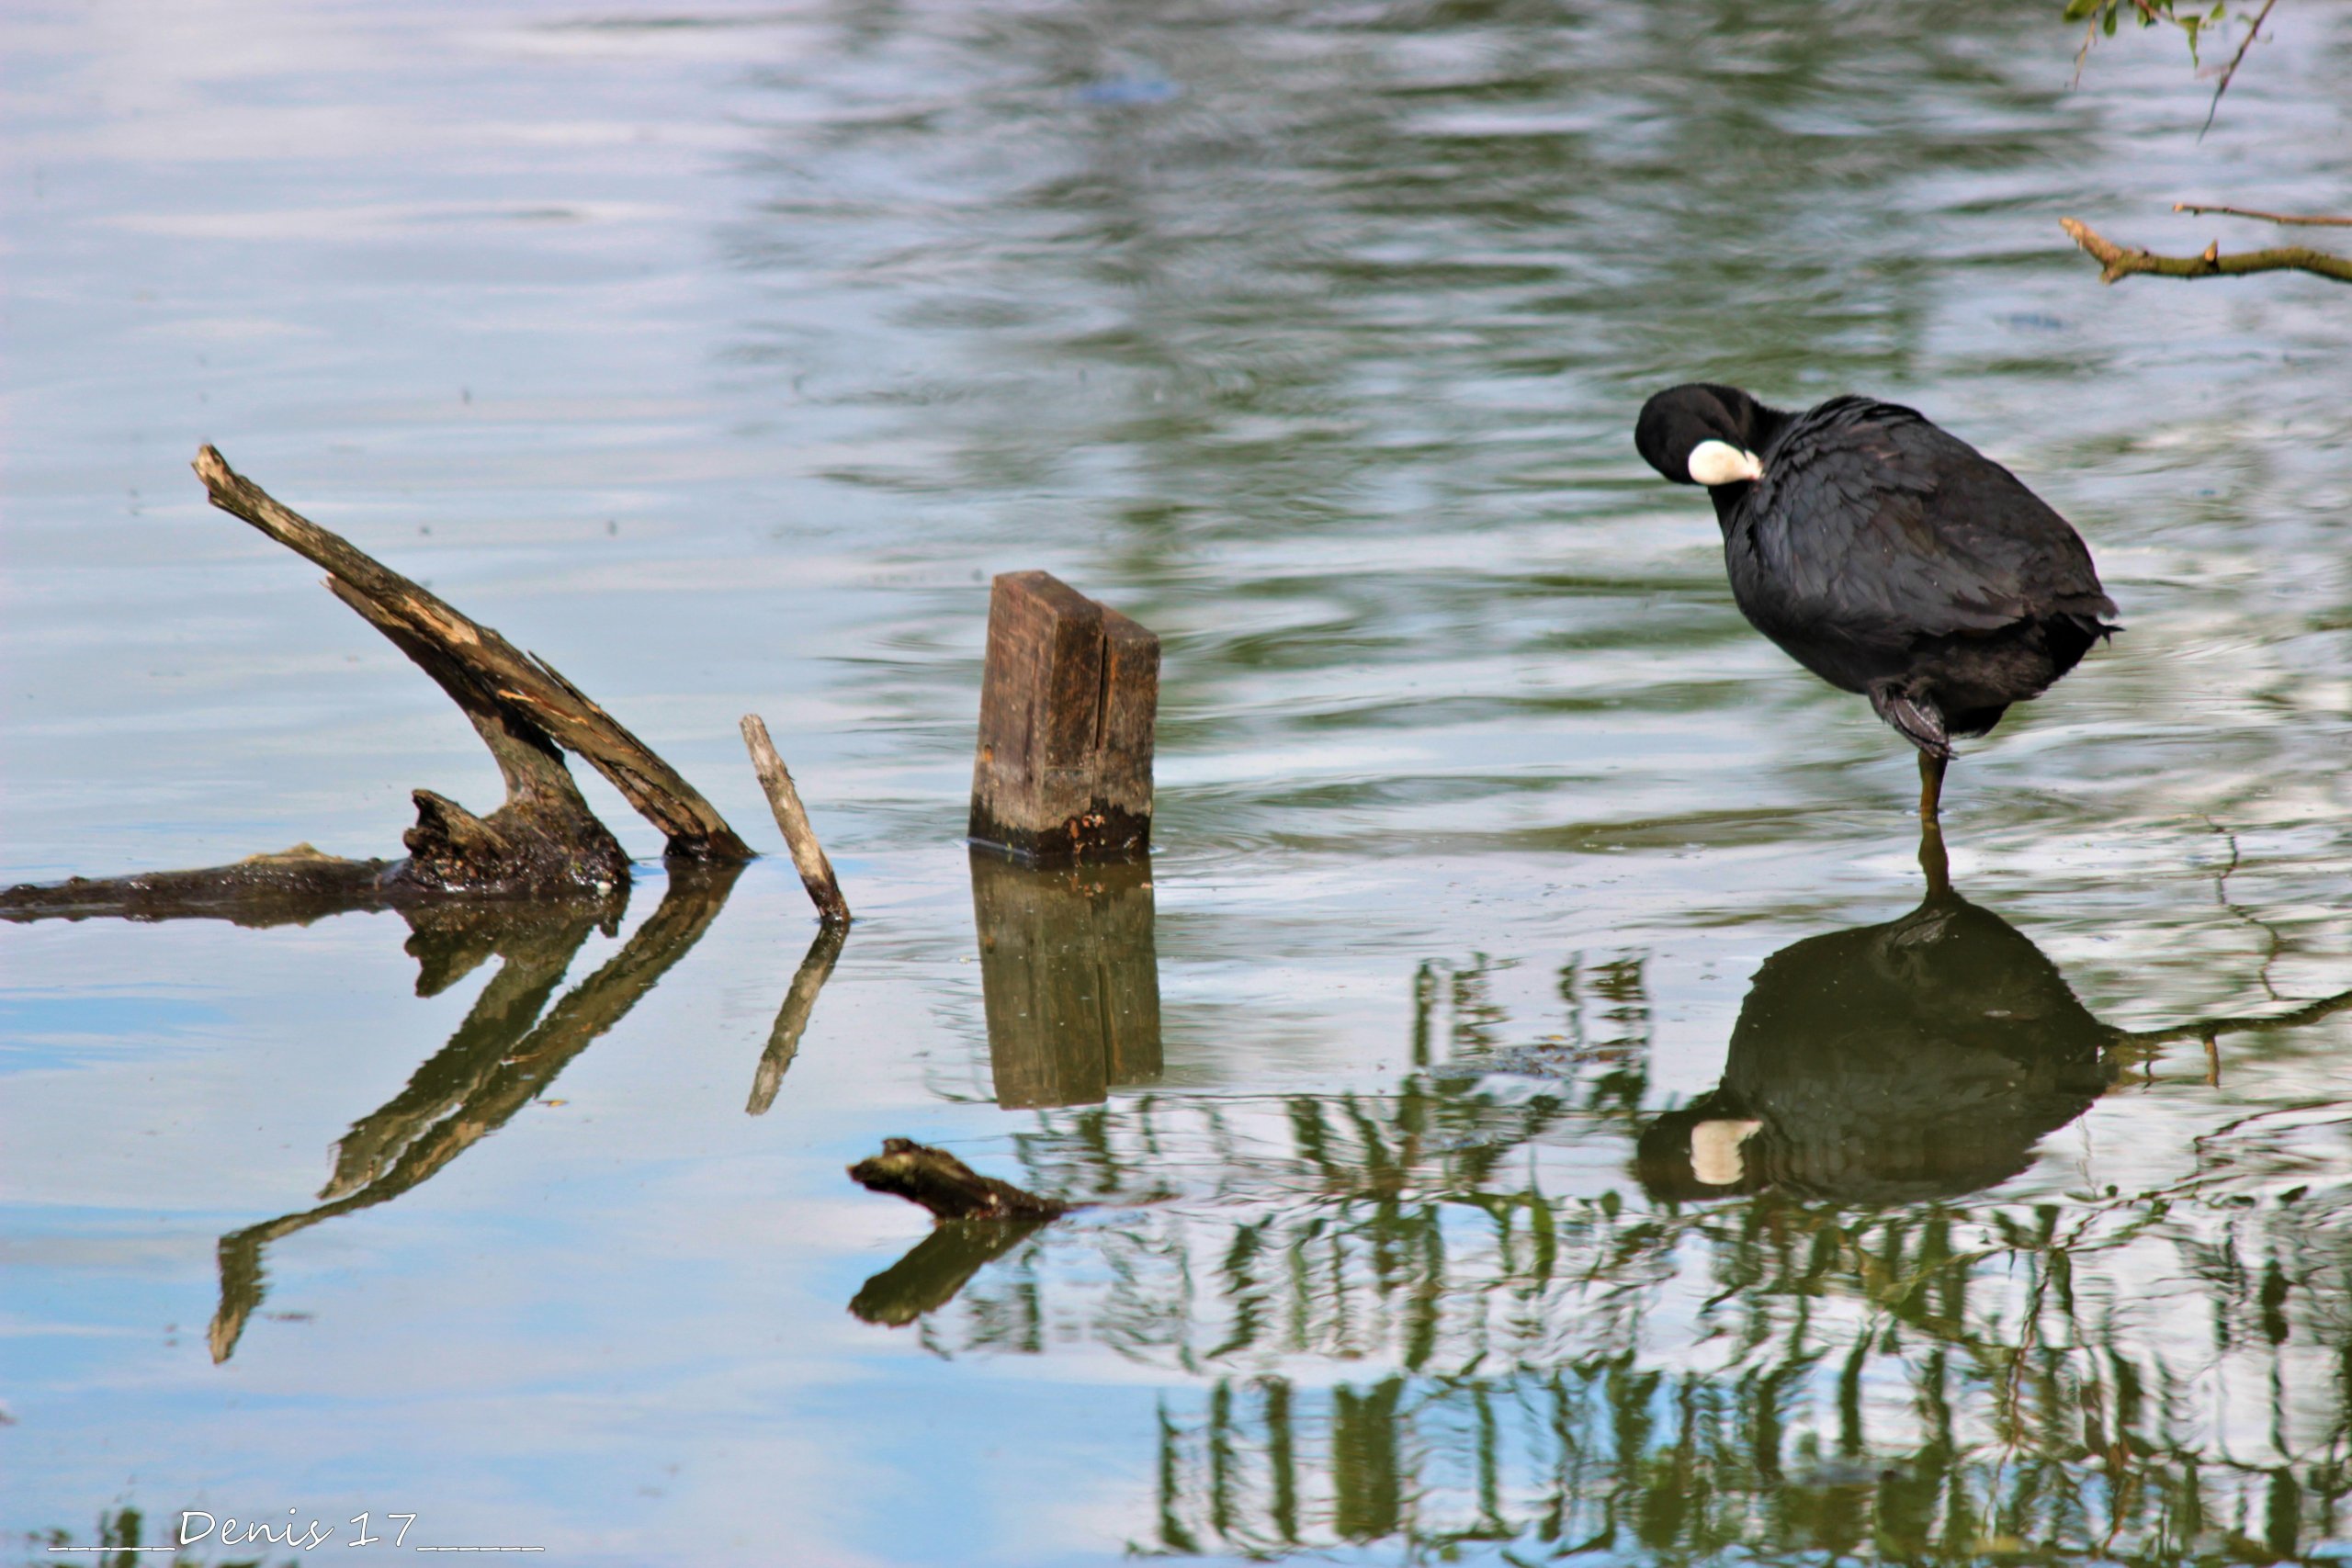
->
xmin=1638 ymin=826 xmax=2114 ymax=1205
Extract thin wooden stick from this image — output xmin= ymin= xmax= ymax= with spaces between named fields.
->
xmin=2173 ymin=203 xmax=2352 ymax=228
xmin=739 ymin=713 xmax=850 ymax=925
xmin=2059 ymin=218 xmax=2352 ymax=285
xmin=2199 ymin=0 xmax=2276 ymax=138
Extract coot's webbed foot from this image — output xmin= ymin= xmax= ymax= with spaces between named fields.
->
xmin=1868 ymin=680 xmax=1951 ymax=761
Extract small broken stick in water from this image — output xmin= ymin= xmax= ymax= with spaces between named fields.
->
xmin=844 ymin=1139 xmax=1071 ymax=1326
xmin=847 ymin=1138 xmax=1071 ymax=1222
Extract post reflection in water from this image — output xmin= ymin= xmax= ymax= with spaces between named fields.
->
xmin=208 ymin=865 xmax=741 ymax=1363
xmin=969 ymin=847 xmax=1162 ymax=1111
xmin=842 ymin=852 xmax=1165 ymax=1329
xmin=886 ymin=831 xmax=2352 ymax=1562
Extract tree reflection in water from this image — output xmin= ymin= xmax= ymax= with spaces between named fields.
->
xmin=905 ymin=835 xmax=2352 ymax=1562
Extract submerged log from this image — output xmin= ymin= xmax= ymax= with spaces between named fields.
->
xmin=0 ymin=844 xmax=396 ymax=926
xmin=848 ymin=1137 xmax=1071 ymax=1223
xmin=2 ymin=446 xmax=754 ymax=921
xmin=846 ymin=1136 xmax=1076 ymax=1325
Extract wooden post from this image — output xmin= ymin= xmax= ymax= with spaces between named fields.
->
xmin=968 ymin=571 xmax=1159 ymax=863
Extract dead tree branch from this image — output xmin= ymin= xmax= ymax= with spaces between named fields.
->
xmin=4 ymin=450 xmax=754 ymax=920
xmin=2172 ymin=203 xmax=2352 ymax=227
xmin=739 ymin=713 xmax=849 ymax=925
xmin=195 ymin=446 xmax=751 ymax=862
xmin=2060 ymin=218 xmax=2352 ymax=285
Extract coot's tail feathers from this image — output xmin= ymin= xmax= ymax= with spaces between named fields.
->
xmin=2046 ymin=607 xmax=2120 ymax=678
xmin=1868 ymin=682 xmax=1951 ymax=761
xmin=2057 ymin=587 xmax=2120 ymax=626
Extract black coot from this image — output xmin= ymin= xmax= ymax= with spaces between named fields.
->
xmin=1634 ymin=383 xmax=2118 ymax=817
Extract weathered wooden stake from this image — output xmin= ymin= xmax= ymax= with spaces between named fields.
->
xmin=739 ymin=713 xmax=850 ymax=925
xmin=968 ymin=570 xmax=1159 ymax=863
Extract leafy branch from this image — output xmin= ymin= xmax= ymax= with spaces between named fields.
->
xmin=2063 ymin=0 xmax=2277 ymax=133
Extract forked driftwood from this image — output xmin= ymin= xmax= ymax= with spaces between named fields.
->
xmin=2 ymin=446 xmax=752 ymax=921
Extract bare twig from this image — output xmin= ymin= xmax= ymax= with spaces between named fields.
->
xmin=2174 ymin=203 xmax=2352 ymax=227
xmin=2199 ymin=0 xmax=2277 ymax=138
xmin=738 ymin=714 xmax=850 ymax=925
xmin=2110 ymin=986 xmax=2352 ymax=1051
xmin=2060 ymin=217 xmax=2352 ymax=285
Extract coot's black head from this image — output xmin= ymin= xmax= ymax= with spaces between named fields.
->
xmin=1634 ymin=382 xmax=1772 ymax=488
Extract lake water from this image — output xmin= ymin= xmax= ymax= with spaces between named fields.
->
xmin=6 ymin=1 xmax=2352 ymax=1562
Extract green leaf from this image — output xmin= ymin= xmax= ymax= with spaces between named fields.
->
xmin=2064 ymin=0 xmax=2102 ymax=19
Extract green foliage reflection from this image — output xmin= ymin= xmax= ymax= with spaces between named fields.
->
xmin=918 ymin=875 xmax=2352 ymax=1562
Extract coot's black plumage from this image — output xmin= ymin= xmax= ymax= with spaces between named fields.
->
xmin=1634 ymin=383 xmax=2118 ymax=816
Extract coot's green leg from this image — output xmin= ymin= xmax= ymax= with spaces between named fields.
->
xmin=1918 ymin=750 xmax=1948 ymax=823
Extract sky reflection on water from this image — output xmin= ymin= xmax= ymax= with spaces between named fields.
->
xmin=6 ymin=0 xmax=2352 ymax=1562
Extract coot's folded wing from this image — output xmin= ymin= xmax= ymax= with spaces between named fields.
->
xmin=1746 ymin=397 xmax=2115 ymax=643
